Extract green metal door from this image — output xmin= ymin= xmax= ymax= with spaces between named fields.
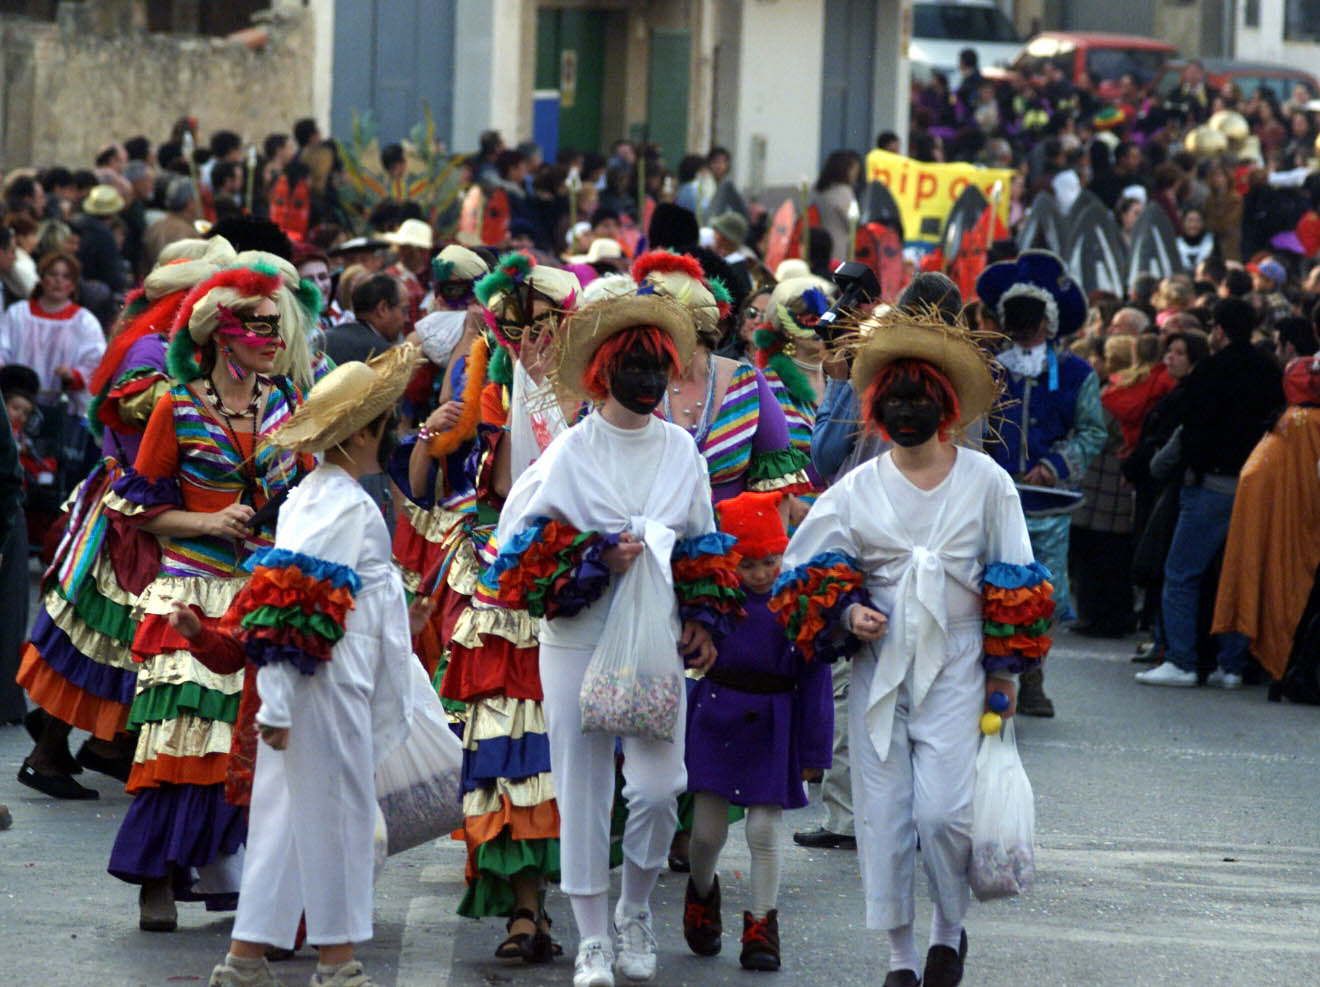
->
xmin=646 ymin=28 xmax=690 ymax=170
xmin=536 ymin=8 xmax=605 ymax=153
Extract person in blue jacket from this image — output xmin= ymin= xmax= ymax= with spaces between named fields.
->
xmin=976 ymin=251 xmax=1107 ymax=717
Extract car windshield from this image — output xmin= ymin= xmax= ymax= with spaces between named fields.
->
xmin=913 ymin=4 xmax=1020 ymax=42
xmin=1087 ymin=48 xmax=1168 ymax=84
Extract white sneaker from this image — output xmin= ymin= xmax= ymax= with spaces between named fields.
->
xmin=614 ymin=902 xmax=658 ymax=982
xmin=1135 ymin=662 xmax=1198 ymax=687
xmin=574 ymin=936 xmax=615 ymax=987
xmin=1206 ymin=669 xmax=1244 ymax=690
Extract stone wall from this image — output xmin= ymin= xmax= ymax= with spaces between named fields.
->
xmin=0 ymin=1 xmax=315 ymax=169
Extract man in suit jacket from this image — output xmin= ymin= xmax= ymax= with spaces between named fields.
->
xmin=324 ymin=272 xmax=410 ymax=365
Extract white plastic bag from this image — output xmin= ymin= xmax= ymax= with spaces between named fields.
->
xmin=968 ymin=718 xmax=1036 ymax=901
xmin=374 ymin=660 xmax=464 ymax=855
xmin=579 ymin=519 xmax=684 ymax=742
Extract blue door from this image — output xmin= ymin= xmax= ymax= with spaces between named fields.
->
xmin=331 ymin=0 xmax=457 ymax=146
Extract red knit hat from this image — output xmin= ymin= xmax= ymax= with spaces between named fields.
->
xmin=717 ymin=491 xmax=788 ymax=559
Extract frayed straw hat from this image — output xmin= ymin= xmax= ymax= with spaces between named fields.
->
xmin=846 ymin=307 xmax=1001 ymax=428
xmin=268 ymin=344 xmax=421 ymax=453
xmin=554 ymin=293 xmax=697 ymax=400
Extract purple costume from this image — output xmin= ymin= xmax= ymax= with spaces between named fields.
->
xmin=685 ymin=591 xmax=833 ymax=809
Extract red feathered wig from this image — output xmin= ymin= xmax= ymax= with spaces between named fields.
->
xmin=582 ymin=327 xmax=681 ymax=402
xmin=861 ymin=358 xmax=961 ymax=441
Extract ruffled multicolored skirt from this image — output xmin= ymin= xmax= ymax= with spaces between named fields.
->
xmin=413 ymin=514 xmax=561 ymax=919
xmin=17 ymin=460 xmax=151 ymax=740
xmin=107 ymin=572 xmax=247 ymax=896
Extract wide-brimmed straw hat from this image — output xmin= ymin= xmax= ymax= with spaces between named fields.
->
xmin=431 ymin=244 xmax=489 ymax=283
xmin=848 ymin=307 xmax=1000 ymax=429
xmin=268 ymin=344 xmax=421 ymax=453
xmin=554 ymin=294 xmax=697 ymax=400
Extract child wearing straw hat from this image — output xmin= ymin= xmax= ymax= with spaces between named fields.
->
xmin=771 ymin=308 xmax=1053 ymax=987
xmin=201 ymin=346 xmax=420 ymax=987
xmin=484 ymin=291 xmax=743 ymax=987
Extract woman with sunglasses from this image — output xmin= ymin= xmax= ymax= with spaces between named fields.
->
xmin=718 ymin=286 xmax=772 ymax=364
xmin=102 ymin=263 xmax=312 ymax=934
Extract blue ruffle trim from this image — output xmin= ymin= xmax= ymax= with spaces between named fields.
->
xmin=770 ymin=549 xmax=863 ymax=596
xmin=461 ymin=731 xmax=552 ymax=793
xmin=479 ymin=516 xmax=551 ymax=595
xmin=674 ymin=531 xmax=739 ymax=560
xmin=242 ymin=547 xmax=363 ymax=593
xmin=983 ymin=560 xmax=1052 ymax=591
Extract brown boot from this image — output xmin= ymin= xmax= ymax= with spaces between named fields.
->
xmin=739 ymin=910 xmax=781 ymax=971
xmin=139 ymin=876 xmax=177 ymax=932
xmin=682 ymin=875 xmax=722 ymax=956
xmin=1017 ymin=666 xmax=1055 ymax=718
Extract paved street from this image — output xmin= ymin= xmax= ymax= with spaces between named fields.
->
xmin=2 ymin=628 xmax=1318 ymax=986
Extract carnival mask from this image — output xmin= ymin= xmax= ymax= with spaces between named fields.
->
xmin=609 ymin=348 xmax=669 ymax=415
xmin=878 ymin=378 xmax=943 ymax=448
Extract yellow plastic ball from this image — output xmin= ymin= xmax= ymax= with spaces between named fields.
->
xmin=980 ymin=712 xmax=1004 ymax=736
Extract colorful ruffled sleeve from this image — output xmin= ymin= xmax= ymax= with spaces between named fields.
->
xmin=232 ymin=547 xmax=362 ymax=675
xmin=982 ymin=561 xmax=1054 ymax=675
xmin=671 ymin=532 xmax=745 ymax=637
xmin=479 ymin=516 xmax=614 ymax=620
xmin=103 ymin=394 xmax=182 ymax=522
xmin=769 ymin=550 xmax=874 ymax=662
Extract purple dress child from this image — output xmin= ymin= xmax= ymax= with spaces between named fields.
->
xmin=680 ymin=490 xmax=833 ymax=973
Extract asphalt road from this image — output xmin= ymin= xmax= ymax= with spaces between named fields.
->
xmin=1 ymin=629 xmax=1317 ymax=986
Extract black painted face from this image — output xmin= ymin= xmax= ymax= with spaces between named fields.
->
xmin=609 ymin=346 xmax=670 ymax=415
xmin=878 ymin=375 xmax=943 ymax=447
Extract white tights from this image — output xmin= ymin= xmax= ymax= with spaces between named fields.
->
xmin=688 ymin=792 xmax=782 ymax=918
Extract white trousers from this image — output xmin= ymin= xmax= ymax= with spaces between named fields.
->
xmin=229 ymin=644 xmax=379 ymax=948
xmin=850 ymin=626 xmax=983 ymax=931
xmin=539 ymin=643 xmax=687 ymax=897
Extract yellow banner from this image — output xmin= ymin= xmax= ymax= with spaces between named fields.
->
xmin=865 ymin=149 xmax=1013 ymax=245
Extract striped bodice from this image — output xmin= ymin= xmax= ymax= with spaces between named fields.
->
xmin=699 ymin=363 xmax=764 ymax=489
xmin=161 ymin=380 xmax=301 ymax=579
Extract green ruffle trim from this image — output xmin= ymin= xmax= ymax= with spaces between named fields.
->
xmin=487 ymin=344 xmax=513 ymax=388
xmin=457 ymin=832 xmax=561 ymax=918
xmin=984 ymin=618 xmax=1052 ymax=638
xmin=53 ymin=579 xmax=136 ymax=646
xmin=766 ymin=352 xmax=818 ymax=411
xmin=746 ymin=446 xmax=812 ymax=484
xmin=241 ymin=604 xmax=346 ymax=645
xmin=128 ymin=682 xmax=241 ymax=730
xmin=673 ymin=575 xmax=744 ymax=609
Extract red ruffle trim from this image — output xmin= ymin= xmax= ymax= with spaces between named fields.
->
xmin=984 ymin=582 xmax=1056 ymax=625
xmin=984 ymin=633 xmax=1053 ymax=658
xmin=768 ymin=563 xmax=866 ymax=660
xmin=443 ymin=636 xmax=544 ymax=704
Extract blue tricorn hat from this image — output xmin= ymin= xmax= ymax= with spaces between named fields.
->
xmin=976 ymin=249 xmax=1087 ymax=338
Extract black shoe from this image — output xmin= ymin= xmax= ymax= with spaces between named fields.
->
xmin=76 ymin=742 xmax=132 ymax=783
xmin=495 ymin=907 xmax=538 ymax=961
xmin=683 ymin=875 xmax=722 ymax=956
xmin=883 ymin=972 xmax=920 ymax=987
xmin=739 ymin=910 xmax=780 ymax=971
xmin=668 ymin=852 xmax=691 ymax=873
xmin=922 ymin=929 xmax=967 ymax=987
xmin=24 ymin=709 xmax=81 ymax=775
xmin=1017 ymin=667 xmax=1055 ymax=718
xmin=16 ymin=761 xmax=98 ymax=800
xmin=792 ymin=826 xmax=857 ymax=849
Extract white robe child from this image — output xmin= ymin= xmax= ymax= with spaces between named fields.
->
xmin=230 ymin=464 xmax=413 ymax=948
xmin=494 ymin=412 xmax=716 ymax=902
xmin=782 ymin=448 xmax=1034 ymax=931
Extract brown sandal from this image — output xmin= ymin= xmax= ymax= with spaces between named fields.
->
xmin=495 ymin=907 xmax=538 ymax=960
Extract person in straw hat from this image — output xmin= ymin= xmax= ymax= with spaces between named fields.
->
xmin=195 ymin=345 xmax=420 ymax=987
xmin=484 ymin=291 xmax=743 ymax=987
xmin=101 ymin=261 xmax=312 ymax=933
xmin=770 ymin=306 xmax=1053 ymax=987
